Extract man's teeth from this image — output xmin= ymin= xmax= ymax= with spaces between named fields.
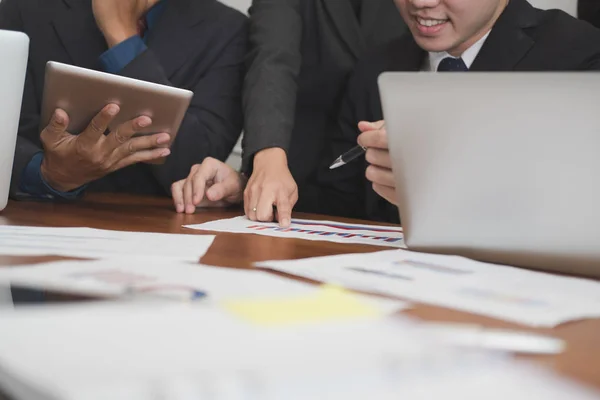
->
xmin=417 ymin=18 xmax=447 ymax=27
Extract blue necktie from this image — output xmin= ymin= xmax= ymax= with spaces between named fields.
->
xmin=437 ymin=57 xmax=469 ymax=72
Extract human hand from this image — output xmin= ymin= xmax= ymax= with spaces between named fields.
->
xmin=357 ymin=120 xmax=398 ymax=206
xmin=171 ymin=157 xmax=246 ymax=214
xmin=92 ymin=0 xmax=160 ymax=47
xmin=244 ymin=148 xmax=298 ymax=227
xmin=40 ymin=104 xmax=171 ymax=192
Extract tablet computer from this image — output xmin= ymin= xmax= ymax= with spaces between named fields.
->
xmin=40 ymin=61 xmax=193 ymax=145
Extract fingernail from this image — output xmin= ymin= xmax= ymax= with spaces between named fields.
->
xmin=161 ymin=149 xmax=171 ymax=157
xmin=157 ymin=134 xmax=170 ymax=144
xmin=54 ymin=112 xmax=64 ymax=124
xmin=107 ymin=105 xmax=119 ymax=116
xmin=138 ymin=118 xmax=151 ymax=128
xmin=176 ymin=204 xmax=183 ymax=213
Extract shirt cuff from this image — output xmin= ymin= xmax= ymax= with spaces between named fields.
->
xmin=19 ymin=152 xmax=86 ymax=200
xmin=99 ymin=35 xmax=148 ymax=74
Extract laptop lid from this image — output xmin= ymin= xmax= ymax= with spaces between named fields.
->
xmin=379 ymin=72 xmax=600 ymax=278
xmin=0 ymin=30 xmax=29 ymax=211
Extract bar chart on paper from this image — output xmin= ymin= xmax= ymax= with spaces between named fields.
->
xmin=184 ymin=217 xmax=405 ymax=248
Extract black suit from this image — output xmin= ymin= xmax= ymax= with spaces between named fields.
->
xmin=298 ymin=0 xmax=600 ymax=223
xmin=579 ymin=0 xmax=600 ymax=28
xmin=0 ymin=0 xmax=247 ymax=198
xmin=241 ymin=0 xmax=407 ymax=182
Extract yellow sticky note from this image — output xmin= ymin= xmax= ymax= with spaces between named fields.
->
xmin=223 ymin=285 xmax=381 ymax=326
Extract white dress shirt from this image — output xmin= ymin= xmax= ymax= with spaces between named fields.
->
xmin=426 ymin=31 xmax=492 ymax=72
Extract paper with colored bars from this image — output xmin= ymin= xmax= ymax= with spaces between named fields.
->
xmin=256 ymin=249 xmax=600 ymax=327
xmin=184 ymin=217 xmax=405 ymax=248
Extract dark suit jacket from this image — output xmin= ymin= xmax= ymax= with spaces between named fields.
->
xmin=579 ymin=0 xmax=600 ymax=28
xmin=241 ymin=0 xmax=407 ymax=182
xmin=298 ymin=0 xmax=600 ymax=223
xmin=0 ymin=0 xmax=247 ymax=198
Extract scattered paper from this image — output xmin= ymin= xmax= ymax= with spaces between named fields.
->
xmin=257 ymin=249 xmax=600 ymax=327
xmin=0 ymin=303 xmax=597 ymax=400
xmin=0 ymin=225 xmax=215 ymax=262
xmin=0 ymin=258 xmax=314 ymax=302
xmin=224 ymin=285 xmax=381 ymax=326
xmin=184 ymin=217 xmax=405 ymax=248
xmin=0 ymin=259 xmax=409 ymax=315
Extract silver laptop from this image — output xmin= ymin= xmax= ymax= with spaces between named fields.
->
xmin=379 ymin=72 xmax=600 ymax=278
xmin=0 ymin=30 xmax=29 ymax=211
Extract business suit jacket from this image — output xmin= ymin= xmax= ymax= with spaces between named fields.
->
xmin=242 ymin=0 xmax=407 ymax=182
xmin=579 ymin=0 xmax=600 ymax=28
xmin=0 ymin=0 xmax=247 ymax=198
xmin=298 ymin=0 xmax=600 ymax=223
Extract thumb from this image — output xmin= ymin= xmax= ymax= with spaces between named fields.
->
xmin=206 ymin=175 xmax=243 ymax=203
xmin=43 ymin=109 xmax=69 ymax=139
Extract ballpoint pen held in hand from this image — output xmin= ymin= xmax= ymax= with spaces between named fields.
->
xmin=329 ymin=123 xmax=385 ymax=169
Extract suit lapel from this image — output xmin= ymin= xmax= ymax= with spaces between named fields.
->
xmin=145 ymin=0 xmax=207 ymax=78
xmin=470 ymin=0 xmax=539 ymax=71
xmin=321 ymin=0 xmax=364 ymax=59
xmin=397 ymin=36 xmax=427 ymax=71
xmin=52 ymin=0 xmax=107 ymax=69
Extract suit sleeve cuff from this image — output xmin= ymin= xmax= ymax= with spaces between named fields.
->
xmin=19 ymin=152 xmax=86 ymax=200
xmin=99 ymin=35 xmax=148 ymax=74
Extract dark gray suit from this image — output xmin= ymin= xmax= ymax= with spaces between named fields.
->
xmin=299 ymin=0 xmax=600 ymax=223
xmin=241 ymin=0 xmax=406 ymax=182
xmin=579 ymin=0 xmax=600 ymax=28
xmin=1 ymin=0 xmax=247 ymax=198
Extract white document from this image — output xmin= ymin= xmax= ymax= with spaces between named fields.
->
xmin=257 ymin=249 xmax=600 ymax=327
xmin=0 ymin=258 xmax=316 ymax=301
xmin=0 ymin=303 xmax=597 ymax=400
xmin=185 ymin=217 xmax=405 ymax=248
xmin=0 ymin=225 xmax=215 ymax=262
xmin=0 ymin=258 xmax=408 ymax=314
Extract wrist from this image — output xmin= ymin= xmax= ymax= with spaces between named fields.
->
xmin=40 ymin=160 xmax=80 ymax=193
xmin=103 ymin=26 xmax=139 ymax=48
xmin=253 ymin=148 xmax=288 ymax=169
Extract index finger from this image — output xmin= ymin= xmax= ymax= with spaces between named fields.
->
xmin=358 ymin=120 xmax=385 ymax=133
xmin=82 ymin=104 xmax=120 ymax=142
xmin=275 ymin=194 xmax=293 ymax=228
xmin=358 ymin=126 xmax=388 ymax=150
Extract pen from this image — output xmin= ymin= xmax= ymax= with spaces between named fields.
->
xmin=329 ymin=144 xmax=367 ymax=170
xmin=329 ymin=123 xmax=385 ymax=169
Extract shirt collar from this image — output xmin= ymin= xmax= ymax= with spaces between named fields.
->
xmin=427 ymin=30 xmax=491 ymax=72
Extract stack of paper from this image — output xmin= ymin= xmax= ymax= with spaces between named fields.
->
xmin=257 ymin=249 xmax=600 ymax=327
xmin=0 ymin=302 xmax=597 ymax=400
xmin=0 ymin=225 xmax=215 ymax=262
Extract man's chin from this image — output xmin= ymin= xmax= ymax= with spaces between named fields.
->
xmin=412 ymin=35 xmax=456 ymax=54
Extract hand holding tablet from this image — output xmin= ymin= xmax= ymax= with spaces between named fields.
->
xmin=40 ymin=104 xmax=171 ymax=192
xmin=38 ymin=61 xmax=193 ymax=192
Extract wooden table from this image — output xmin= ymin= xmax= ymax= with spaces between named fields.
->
xmin=1 ymin=193 xmax=599 ymax=392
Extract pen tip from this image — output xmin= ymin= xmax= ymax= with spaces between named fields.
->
xmin=329 ymin=158 xmax=344 ymax=170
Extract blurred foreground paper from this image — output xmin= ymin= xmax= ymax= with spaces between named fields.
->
xmin=0 ymin=302 xmax=597 ymax=400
